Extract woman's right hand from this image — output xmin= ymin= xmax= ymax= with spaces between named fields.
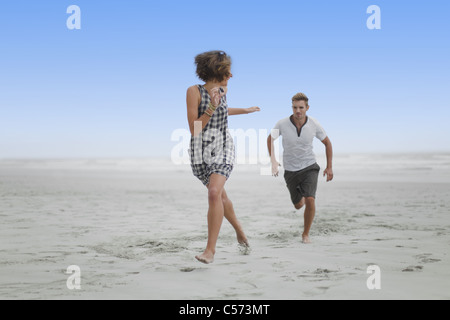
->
xmin=210 ymin=87 xmax=225 ymax=107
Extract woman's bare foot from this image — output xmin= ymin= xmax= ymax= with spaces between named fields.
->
xmin=237 ymin=231 xmax=249 ymax=247
xmin=195 ymin=250 xmax=215 ymax=264
xmin=237 ymin=231 xmax=251 ymax=255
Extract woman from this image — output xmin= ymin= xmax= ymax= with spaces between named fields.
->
xmin=186 ymin=50 xmax=260 ymax=264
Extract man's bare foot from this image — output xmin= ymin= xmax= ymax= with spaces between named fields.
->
xmin=195 ymin=250 xmax=215 ymax=264
xmin=302 ymin=234 xmax=311 ymax=244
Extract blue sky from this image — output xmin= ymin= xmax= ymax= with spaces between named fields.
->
xmin=1 ymin=0 xmax=449 ymax=158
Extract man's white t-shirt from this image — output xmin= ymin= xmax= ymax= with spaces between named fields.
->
xmin=272 ymin=116 xmax=327 ymax=171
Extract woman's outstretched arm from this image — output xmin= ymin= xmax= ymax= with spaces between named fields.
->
xmin=228 ymin=107 xmax=260 ymax=115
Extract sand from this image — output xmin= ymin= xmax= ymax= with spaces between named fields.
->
xmin=1 ymin=154 xmax=449 ymax=300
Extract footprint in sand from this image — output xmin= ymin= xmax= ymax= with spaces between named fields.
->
xmin=304 ymin=286 xmax=329 ymax=296
xmin=415 ymin=253 xmax=441 ymax=264
xmin=403 ymin=253 xmax=442 ymax=271
xmin=402 ymin=265 xmax=423 ymax=272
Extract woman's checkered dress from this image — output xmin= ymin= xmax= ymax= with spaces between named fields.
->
xmin=189 ymin=84 xmax=235 ymax=186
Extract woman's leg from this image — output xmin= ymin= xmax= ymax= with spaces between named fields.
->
xmin=221 ymin=189 xmax=249 ymax=246
xmin=195 ymin=173 xmax=227 ymax=264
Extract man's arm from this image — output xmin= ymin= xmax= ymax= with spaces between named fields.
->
xmin=321 ymin=137 xmax=333 ymax=182
xmin=267 ymin=134 xmax=281 ymax=177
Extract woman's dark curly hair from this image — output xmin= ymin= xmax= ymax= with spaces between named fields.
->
xmin=195 ymin=50 xmax=232 ymax=83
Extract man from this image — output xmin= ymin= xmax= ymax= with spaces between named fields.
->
xmin=267 ymin=92 xmax=333 ymax=243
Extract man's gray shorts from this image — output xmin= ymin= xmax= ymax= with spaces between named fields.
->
xmin=284 ymin=163 xmax=320 ymax=205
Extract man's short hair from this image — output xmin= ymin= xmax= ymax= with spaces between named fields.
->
xmin=292 ymin=93 xmax=309 ymax=106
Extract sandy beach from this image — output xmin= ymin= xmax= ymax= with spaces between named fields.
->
xmin=1 ymin=153 xmax=449 ymax=300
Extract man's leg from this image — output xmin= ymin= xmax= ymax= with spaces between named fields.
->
xmin=296 ymin=164 xmax=320 ymax=243
xmin=294 ymin=197 xmax=305 ymax=210
xmin=287 ymin=165 xmax=319 ymax=243
xmin=195 ymin=173 xmax=227 ymax=264
xmin=302 ymin=197 xmax=316 ymax=244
